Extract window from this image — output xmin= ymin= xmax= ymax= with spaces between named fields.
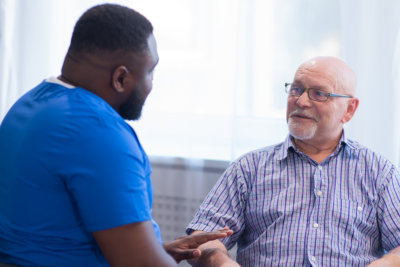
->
xmin=3 ymin=0 xmax=400 ymax=163
xmin=131 ymin=0 xmax=342 ymax=160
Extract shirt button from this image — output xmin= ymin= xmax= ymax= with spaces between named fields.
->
xmin=316 ymin=190 xmax=323 ymax=196
xmin=357 ymin=206 xmax=363 ymax=211
xmin=318 ymin=165 xmax=322 ymax=170
xmin=313 ymin=222 xmax=319 ymax=228
xmin=310 ymin=256 xmax=316 ymax=261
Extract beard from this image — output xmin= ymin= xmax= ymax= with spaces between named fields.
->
xmin=288 ymin=119 xmax=317 ymax=140
xmin=119 ymin=88 xmax=146 ymax=121
xmin=287 ymin=109 xmax=317 ymax=140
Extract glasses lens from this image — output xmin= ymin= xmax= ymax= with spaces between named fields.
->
xmin=309 ymin=88 xmax=328 ymax=102
xmin=288 ymin=86 xmax=303 ymax=96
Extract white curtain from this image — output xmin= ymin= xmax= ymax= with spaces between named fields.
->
xmin=0 ymin=0 xmax=18 ymax=119
xmin=340 ymin=0 xmax=400 ymax=165
xmin=1 ymin=0 xmax=400 ymax=165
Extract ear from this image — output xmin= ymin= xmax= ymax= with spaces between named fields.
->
xmin=341 ymin=97 xmax=359 ymax=123
xmin=111 ymin=65 xmax=132 ymax=93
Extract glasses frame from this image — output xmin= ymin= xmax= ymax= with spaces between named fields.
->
xmin=285 ymin=83 xmax=353 ymax=102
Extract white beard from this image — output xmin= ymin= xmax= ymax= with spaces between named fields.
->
xmin=288 ymin=118 xmax=317 ymax=140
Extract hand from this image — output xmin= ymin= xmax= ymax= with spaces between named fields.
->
xmin=366 ymin=254 xmax=400 ymax=267
xmin=163 ymin=227 xmax=233 ymax=263
xmin=190 ymin=247 xmax=241 ymax=267
xmin=366 ymin=259 xmax=392 ymax=267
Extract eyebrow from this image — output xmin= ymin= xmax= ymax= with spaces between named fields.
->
xmin=292 ymin=82 xmax=328 ymax=91
xmin=291 ymin=80 xmax=304 ymax=87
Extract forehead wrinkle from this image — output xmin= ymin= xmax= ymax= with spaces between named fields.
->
xmin=295 ymin=57 xmax=357 ymax=95
xmin=294 ymin=67 xmax=337 ymax=91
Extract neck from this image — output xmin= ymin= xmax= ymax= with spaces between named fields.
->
xmin=293 ymin=132 xmax=342 ymax=164
xmin=58 ymin=74 xmax=77 ymax=87
xmin=61 ymin=52 xmax=109 ymax=86
xmin=60 ymin=51 xmax=118 ymax=110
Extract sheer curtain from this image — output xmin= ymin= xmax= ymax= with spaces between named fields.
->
xmin=340 ymin=0 xmax=400 ymax=165
xmin=133 ymin=0 xmax=344 ymax=161
xmin=132 ymin=0 xmax=400 ymax=165
xmin=1 ymin=0 xmax=400 ymax=165
xmin=0 ymin=0 xmax=18 ymax=119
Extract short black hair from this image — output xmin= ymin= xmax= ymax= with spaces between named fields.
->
xmin=69 ymin=3 xmax=153 ymax=54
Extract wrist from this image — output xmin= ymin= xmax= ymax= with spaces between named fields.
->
xmin=189 ymin=248 xmax=234 ymax=267
xmin=383 ymin=253 xmax=400 ymax=266
xmin=203 ymin=248 xmax=231 ymax=261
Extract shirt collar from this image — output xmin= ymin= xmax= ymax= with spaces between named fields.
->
xmin=46 ymin=76 xmax=76 ymax=89
xmin=278 ymin=129 xmax=353 ymax=161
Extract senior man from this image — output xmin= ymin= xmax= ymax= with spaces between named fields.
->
xmin=187 ymin=56 xmax=400 ymax=267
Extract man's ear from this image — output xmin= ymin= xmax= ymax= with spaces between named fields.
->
xmin=111 ymin=65 xmax=131 ymax=93
xmin=341 ymin=97 xmax=359 ymax=123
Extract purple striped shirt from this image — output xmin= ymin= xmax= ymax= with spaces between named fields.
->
xmin=187 ymin=132 xmax=400 ymax=266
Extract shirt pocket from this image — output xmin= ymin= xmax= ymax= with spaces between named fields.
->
xmin=332 ymin=198 xmax=377 ymax=247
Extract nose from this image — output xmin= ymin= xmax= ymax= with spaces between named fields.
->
xmin=295 ymin=90 xmax=312 ymax=108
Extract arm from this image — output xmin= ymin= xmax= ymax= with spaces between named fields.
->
xmin=187 ymin=230 xmax=240 ymax=267
xmin=163 ymin=228 xmax=234 ymax=263
xmin=367 ymin=167 xmax=400 ymax=267
xmin=93 ymin=220 xmax=177 ymax=267
xmin=366 ymin=247 xmax=400 ymax=267
xmin=185 ymin=162 xmax=249 ymax=267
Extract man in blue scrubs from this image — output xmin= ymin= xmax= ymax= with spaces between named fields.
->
xmin=0 ymin=4 xmax=230 ymax=267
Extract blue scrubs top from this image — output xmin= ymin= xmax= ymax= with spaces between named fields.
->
xmin=0 ymin=80 xmax=161 ymax=266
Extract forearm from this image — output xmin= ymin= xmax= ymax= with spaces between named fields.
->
xmin=188 ymin=237 xmax=238 ymax=267
xmin=367 ymin=247 xmax=400 ymax=267
xmin=383 ymin=247 xmax=400 ymax=265
xmin=163 ymin=228 xmax=233 ymax=263
xmin=93 ymin=221 xmax=177 ymax=267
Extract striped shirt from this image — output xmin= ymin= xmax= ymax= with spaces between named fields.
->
xmin=187 ymin=132 xmax=400 ymax=266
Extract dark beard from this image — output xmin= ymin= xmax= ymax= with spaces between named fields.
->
xmin=119 ymin=89 xmax=145 ymax=121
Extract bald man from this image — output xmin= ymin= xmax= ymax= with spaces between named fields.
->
xmin=186 ymin=57 xmax=400 ymax=267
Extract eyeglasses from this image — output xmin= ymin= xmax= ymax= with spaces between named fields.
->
xmin=285 ymin=83 xmax=353 ymax=102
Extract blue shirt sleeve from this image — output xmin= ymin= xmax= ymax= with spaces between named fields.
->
xmin=58 ymin=114 xmax=153 ymax=232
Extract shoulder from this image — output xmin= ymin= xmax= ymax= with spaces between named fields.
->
xmin=345 ymin=139 xmax=394 ymax=169
xmin=345 ymin=138 xmax=399 ymax=189
xmin=234 ymin=142 xmax=285 ymax=167
xmin=225 ymin=142 xmax=285 ymax=179
xmin=28 ymin=82 xmax=144 ymax=164
xmin=35 ymin=82 xmax=134 ymax=142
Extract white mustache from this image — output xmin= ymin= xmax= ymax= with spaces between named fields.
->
xmin=289 ymin=109 xmax=317 ymax=121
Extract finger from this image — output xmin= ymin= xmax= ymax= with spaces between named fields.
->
xmin=175 ymin=229 xmax=231 ymax=244
xmin=188 ymin=232 xmax=231 ymax=246
xmin=190 ymin=228 xmax=233 ymax=236
xmin=198 ymin=229 xmax=234 ymax=239
xmin=214 ymin=228 xmax=234 ymax=236
xmin=176 ymin=249 xmax=201 ymax=261
xmin=207 ymin=227 xmax=233 ymax=235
